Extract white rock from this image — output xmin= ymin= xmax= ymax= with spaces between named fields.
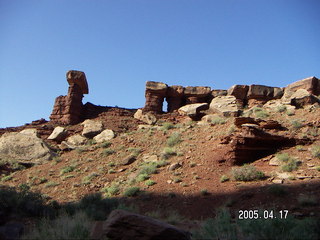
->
xmin=93 ymin=129 xmax=115 ymax=143
xmin=178 ymin=103 xmax=208 ymax=117
xmin=48 ymin=126 xmax=67 ymax=141
xmin=81 ymin=119 xmax=103 ymax=138
xmin=134 ymin=109 xmax=157 ymax=125
xmin=209 ymin=96 xmax=240 ymax=117
xmin=67 ymin=134 xmax=87 ymax=146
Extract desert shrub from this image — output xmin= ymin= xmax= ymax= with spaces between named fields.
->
xmin=123 ymin=187 xmax=140 ymax=197
xmin=277 ymin=105 xmax=287 ymax=113
xmin=220 ymin=175 xmax=229 ymax=183
xmin=0 ymin=186 xmax=54 ymax=218
xmin=161 ymin=147 xmax=177 ymax=160
xmin=311 ymin=145 xmax=320 ymax=158
xmin=281 ymin=158 xmax=300 ymax=172
xmin=162 ymin=122 xmax=175 ymax=130
xmin=192 ymin=208 xmax=237 ymax=240
xmin=145 ymin=179 xmax=156 ymax=186
xmin=232 ymin=165 xmax=265 ymax=181
xmin=298 ymin=195 xmax=318 ymax=206
xmin=166 ymin=132 xmax=182 ymax=147
xmin=1 ymin=175 xmax=13 ymax=182
xmin=136 ymin=173 xmax=150 ymax=182
xmin=60 ymin=165 xmax=76 ymax=175
xmin=253 ymin=107 xmax=269 ymax=119
xmin=102 ymin=184 xmax=120 ymax=196
xmin=267 ymin=184 xmax=287 ymax=197
xmin=45 ymin=181 xmax=59 ymax=188
xmin=286 ymin=110 xmax=295 ymax=116
xmin=200 ymin=189 xmax=209 ymax=196
xmin=276 ymin=153 xmax=290 ymax=162
xmin=100 ymin=142 xmax=111 ymax=148
xmin=78 ymin=193 xmax=118 ymax=220
xmin=210 ymin=116 xmax=226 ymax=125
xmin=309 ymin=127 xmax=319 ymax=137
xmin=193 ymin=208 xmax=320 ymax=240
xmin=21 ymin=211 xmax=91 ymax=240
xmin=296 ymin=145 xmax=305 ymax=151
xmin=291 ymin=120 xmax=303 ymax=130
xmin=82 ymin=172 xmax=99 ymax=184
xmin=103 ymin=148 xmax=116 ymax=156
xmin=139 ymin=163 xmax=158 ymax=175
xmin=127 ymin=147 xmax=141 ymax=157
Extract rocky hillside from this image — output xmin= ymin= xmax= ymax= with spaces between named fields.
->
xmin=0 ymin=72 xmax=320 ymax=239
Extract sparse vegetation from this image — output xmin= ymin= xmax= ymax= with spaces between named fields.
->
xmin=253 ymin=107 xmax=269 ymax=119
xmin=311 ymin=145 xmax=320 ymax=158
xmin=103 ymin=148 xmax=116 ymax=156
xmin=209 ymin=116 xmax=226 ymax=125
xmin=45 ymin=181 xmax=59 ymax=188
xmin=161 ymin=147 xmax=177 ymax=159
xmin=281 ymin=158 xmax=300 ymax=172
xmin=102 ymin=184 xmax=120 ymax=196
xmin=82 ymin=172 xmax=99 ymax=184
xmin=276 ymin=105 xmax=287 ymax=113
xmin=145 ymin=179 xmax=156 ymax=186
xmin=60 ymin=165 xmax=76 ymax=175
xmin=200 ymin=189 xmax=209 ymax=196
xmin=232 ymin=165 xmax=265 ymax=181
xmin=1 ymin=175 xmax=13 ymax=182
xmin=136 ymin=173 xmax=150 ymax=182
xmin=220 ymin=175 xmax=229 ymax=183
xmin=123 ymin=187 xmax=140 ymax=197
xmin=161 ymin=122 xmax=175 ymax=130
xmin=291 ymin=120 xmax=303 ymax=130
xmin=100 ymin=141 xmax=112 ymax=148
xmin=276 ymin=152 xmax=290 ymax=162
xmin=166 ymin=132 xmax=182 ymax=147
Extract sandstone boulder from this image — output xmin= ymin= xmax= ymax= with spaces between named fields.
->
xmin=209 ymin=96 xmax=241 ymax=117
xmin=263 ymin=100 xmax=295 ymax=112
xmin=289 ymin=89 xmax=320 ymax=108
xmin=227 ymin=85 xmax=249 ymax=100
xmin=178 ymin=103 xmax=208 ymax=118
xmin=93 ymin=129 xmax=115 ymax=143
xmin=211 ymin=89 xmax=227 ymax=98
xmin=81 ymin=120 xmax=103 ymax=138
xmin=48 ymin=126 xmax=67 ymax=141
xmin=66 ymin=70 xmax=89 ymax=94
xmin=20 ymin=128 xmax=38 ymax=136
xmin=247 ymin=85 xmax=283 ymax=100
xmin=118 ymin=155 xmax=136 ymax=166
xmin=0 ymin=130 xmax=55 ymax=164
xmin=285 ymin=76 xmax=320 ymax=96
xmin=67 ymin=134 xmax=87 ymax=146
xmin=134 ymin=109 xmax=157 ymax=125
xmin=93 ymin=209 xmax=191 ymax=240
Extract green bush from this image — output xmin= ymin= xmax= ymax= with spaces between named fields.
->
xmin=253 ymin=107 xmax=269 ymax=119
xmin=281 ymin=158 xmax=300 ymax=172
xmin=162 ymin=147 xmax=177 ymax=160
xmin=103 ymin=185 xmax=120 ymax=196
xmin=220 ymin=175 xmax=229 ymax=183
xmin=232 ymin=165 xmax=265 ymax=181
xmin=60 ymin=165 xmax=76 ymax=175
xmin=210 ymin=116 xmax=226 ymax=125
xmin=123 ymin=187 xmax=140 ymax=197
xmin=277 ymin=105 xmax=287 ymax=113
xmin=166 ymin=132 xmax=182 ymax=147
xmin=21 ymin=211 xmax=91 ymax=240
xmin=291 ymin=120 xmax=303 ymax=130
xmin=276 ymin=153 xmax=290 ymax=162
xmin=311 ymin=145 xmax=320 ymax=158
xmin=100 ymin=142 xmax=112 ymax=148
xmin=103 ymin=148 xmax=116 ymax=156
xmin=162 ymin=122 xmax=175 ymax=130
xmin=136 ymin=173 xmax=150 ymax=182
xmin=145 ymin=180 xmax=156 ymax=186
xmin=82 ymin=172 xmax=99 ymax=184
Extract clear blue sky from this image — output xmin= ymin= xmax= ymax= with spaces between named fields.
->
xmin=1 ymin=0 xmax=319 ymax=128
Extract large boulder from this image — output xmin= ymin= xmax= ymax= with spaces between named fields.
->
xmin=91 ymin=209 xmax=191 ymax=240
xmin=134 ymin=109 xmax=157 ymax=125
xmin=66 ymin=134 xmax=87 ymax=146
xmin=93 ymin=129 xmax=115 ymax=143
xmin=209 ymin=96 xmax=241 ymax=117
xmin=285 ymin=76 xmax=320 ymax=96
xmin=227 ymin=85 xmax=249 ymax=100
xmin=178 ymin=103 xmax=208 ymax=119
xmin=289 ymin=89 xmax=320 ymax=108
xmin=81 ymin=120 xmax=103 ymax=138
xmin=184 ymin=86 xmax=211 ymax=104
xmin=47 ymin=126 xmax=67 ymax=141
xmin=247 ymin=85 xmax=283 ymax=100
xmin=0 ymin=129 xmax=55 ymax=164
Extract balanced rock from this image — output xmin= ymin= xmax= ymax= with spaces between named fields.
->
xmin=210 ymin=96 xmax=241 ymax=117
xmin=93 ymin=129 xmax=115 ymax=143
xmin=81 ymin=119 xmax=103 ymax=138
xmin=48 ymin=126 xmax=67 ymax=141
xmin=144 ymin=81 xmax=168 ymax=113
xmin=134 ymin=109 xmax=157 ymax=125
xmin=95 ymin=209 xmax=191 ymax=240
xmin=0 ymin=130 xmax=54 ymax=164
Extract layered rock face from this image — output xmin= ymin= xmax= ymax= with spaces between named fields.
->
xmin=50 ymin=70 xmax=88 ymax=125
xmin=166 ymin=85 xmax=184 ymax=112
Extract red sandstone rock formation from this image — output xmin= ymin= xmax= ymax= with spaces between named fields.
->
xmin=143 ymin=81 xmax=168 ymax=113
xmin=184 ymin=86 xmax=211 ymax=104
xmin=166 ymin=85 xmax=184 ymax=112
xmin=50 ymin=70 xmax=88 ymax=125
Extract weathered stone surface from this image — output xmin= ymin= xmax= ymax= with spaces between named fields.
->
xmin=20 ymin=128 xmax=38 ymax=136
xmin=81 ymin=119 xmax=103 ymax=138
xmin=66 ymin=70 xmax=89 ymax=94
xmin=234 ymin=117 xmax=259 ymax=128
xmin=166 ymin=85 xmax=185 ymax=112
xmin=209 ymin=96 xmax=241 ymax=117
xmin=59 ymin=141 xmax=76 ymax=151
xmin=184 ymin=86 xmax=211 ymax=104
xmin=289 ymin=89 xmax=320 ymax=108
xmin=67 ymin=134 xmax=87 ymax=146
xmin=178 ymin=103 xmax=208 ymax=118
xmin=142 ymin=154 xmax=158 ymax=162
xmin=93 ymin=129 xmax=115 ymax=143
xmin=0 ymin=130 xmax=54 ymax=163
xmin=48 ymin=126 xmax=67 ymax=141
xmin=227 ymin=85 xmax=249 ymax=100
xmin=247 ymin=85 xmax=283 ymax=100
xmin=211 ymin=89 xmax=227 ymax=98
xmin=95 ymin=209 xmax=191 ymax=240
xmin=134 ymin=109 xmax=157 ymax=125
xmin=285 ymin=76 xmax=320 ymax=96
xmin=146 ymin=81 xmax=168 ymax=92
xmin=269 ymin=157 xmax=280 ymax=166
xmin=263 ymin=100 xmax=295 ymax=112
xmin=168 ymin=163 xmax=182 ymax=171
xmin=201 ymin=114 xmax=224 ymax=124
